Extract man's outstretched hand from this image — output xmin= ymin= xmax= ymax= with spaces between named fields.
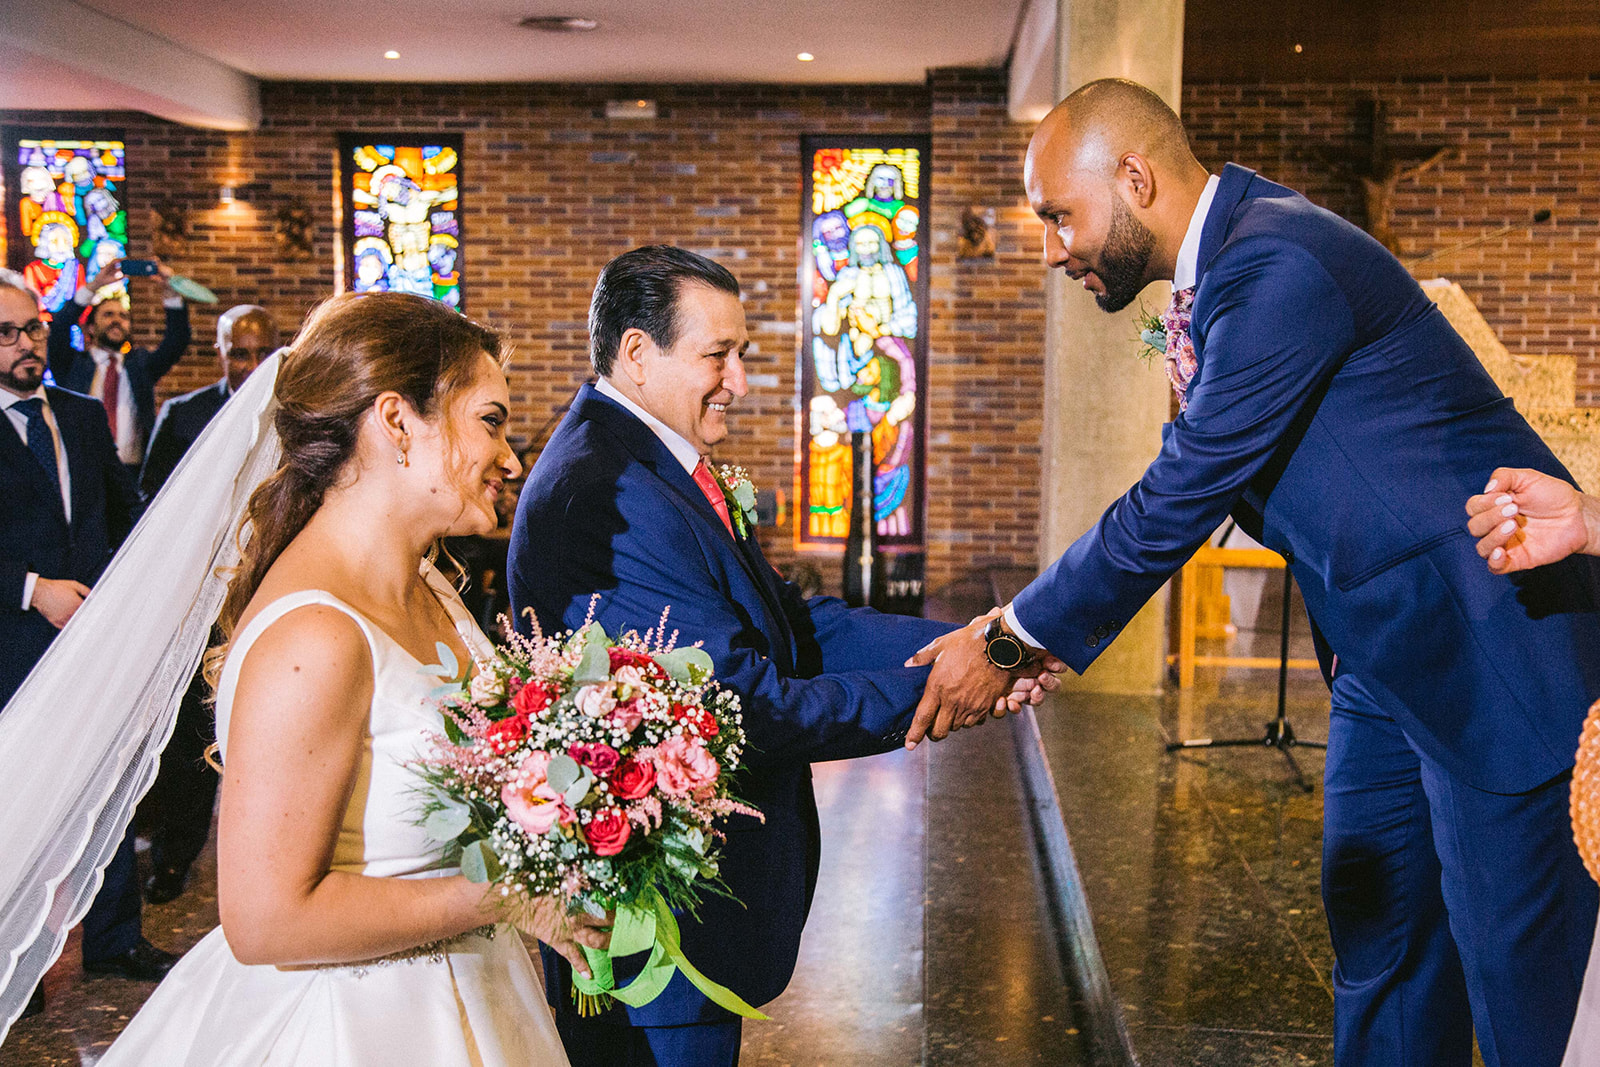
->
xmin=902 ymin=610 xmax=1065 ymax=748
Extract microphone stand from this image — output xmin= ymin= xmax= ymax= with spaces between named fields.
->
xmin=1165 ymin=543 xmax=1326 ymax=794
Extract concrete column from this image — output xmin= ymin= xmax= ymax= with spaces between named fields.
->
xmin=1038 ymin=0 xmax=1185 ymax=694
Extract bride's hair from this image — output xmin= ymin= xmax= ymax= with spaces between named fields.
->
xmin=208 ymin=292 xmax=501 ymax=686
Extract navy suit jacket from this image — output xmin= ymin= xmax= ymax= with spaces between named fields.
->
xmin=47 ymin=298 xmax=192 ymax=454
xmin=1013 ymin=164 xmax=1600 ymax=793
xmin=140 ymin=378 xmax=228 ymax=503
xmin=0 ymin=387 xmax=138 ymax=705
xmin=511 ymin=383 xmax=952 ymax=1025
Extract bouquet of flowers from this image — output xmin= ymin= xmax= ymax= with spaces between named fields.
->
xmin=411 ymin=606 xmax=766 ymax=1018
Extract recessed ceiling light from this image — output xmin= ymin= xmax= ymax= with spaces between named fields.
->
xmin=797 ymin=52 xmax=815 ymax=62
xmin=384 ymin=50 xmax=400 ymax=59
xmin=1293 ymin=43 xmax=1303 ymax=53
xmin=520 ymin=15 xmax=600 ymax=32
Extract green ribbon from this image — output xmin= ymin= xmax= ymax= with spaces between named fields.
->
xmin=571 ymin=889 xmax=769 ymax=1020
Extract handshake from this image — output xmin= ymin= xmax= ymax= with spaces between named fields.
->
xmin=902 ymin=608 xmax=1066 ymax=749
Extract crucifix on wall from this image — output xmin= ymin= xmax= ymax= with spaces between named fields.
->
xmin=1313 ymin=97 xmax=1451 ymax=256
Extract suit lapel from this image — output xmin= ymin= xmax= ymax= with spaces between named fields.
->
xmin=575 ymin=385 xmax=794 ymax=647
xmin=1195 ymin=163 xmax=1257 ymax=286
xmin=0 ymin=405 xmax=65 ymax=521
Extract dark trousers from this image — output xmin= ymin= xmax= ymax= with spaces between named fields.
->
xmin=142 ymin=669 xmax=219 ymax=874
xmin=555 ymin=1013 xmax=741 ymax=1067
xmin=1323 ymin=673 xmax=1596 ymax=1066
xmin=81 ymin=827 xmax=140 ymax=962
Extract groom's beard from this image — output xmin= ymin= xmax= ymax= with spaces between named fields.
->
xmin=1093 ymin=199 xmax=1158 ymax=313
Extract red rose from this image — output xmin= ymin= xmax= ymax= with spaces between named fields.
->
xmin=609 ymin=757 xmax=657 ymax=800
xmin=585 ymin=808 xmax=632 ymax=856
xmin=608 ymin=647 xmax=667 ymax=682
xmin=569 ymin=742 xmax=621 ymax=777
xmin=484 ymin=713 xmax=529 ymax=754
xmin=512 ymin=680 xmax=555 ymax=718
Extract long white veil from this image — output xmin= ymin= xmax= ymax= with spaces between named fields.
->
xmin=0 ymin=353 xmax=284 ymax=1041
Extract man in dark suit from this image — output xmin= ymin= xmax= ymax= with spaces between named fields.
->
xmin=46 ymin=256 xmax=191 ymax=472
xmin=512 ymin=246 xmax=1056 ymax=1067
xmin=135 ymin=304 xmax=279 ymax=904
xmin=0 ymin=272 xmax=177 ymax=1010
xmin=912 ymin=80 xmax=1600 ymax=1067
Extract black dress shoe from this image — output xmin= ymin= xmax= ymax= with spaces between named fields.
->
xmin=144 ymin=865 xmax=189 ymax=904
xmin=83 ymin=938 xmax=180 ymax=981
xmin=21 ymin=984 xmax=44 ymax=1019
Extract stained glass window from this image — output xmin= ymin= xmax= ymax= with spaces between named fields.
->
xmin=799 ymin=137 xmax=930 ymax=549
xmin=339 ymin=133 xmax=462 ymax=309
xmin=3 ymin=131 xmax=128 ymax=322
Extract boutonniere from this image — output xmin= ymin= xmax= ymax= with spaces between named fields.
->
xmin=714 ymin=464 xmax=759 ymax=539
xmin=1135 ymin=302 xmax=1167 ymax=364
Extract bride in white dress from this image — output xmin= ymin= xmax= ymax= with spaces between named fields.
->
xmin=95 ymin=292 xmax=606 ymax=1064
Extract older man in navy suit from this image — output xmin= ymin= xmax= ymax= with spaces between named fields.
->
xmin=910 ymin=79 xmax=1600 ymax=1066
xmin=135 ymin=304 xmax=279 ymax=905
xmin=512 ymin=246 xmax=1056 ymax=1067
xmin=0 ymin=271 xmax=176 ymax=1013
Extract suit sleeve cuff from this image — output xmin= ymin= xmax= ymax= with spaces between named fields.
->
xmin=1003 ymin=603 xmax=1045 ymax=652
xmin=22 ymin=572 xmax=38 ymax=612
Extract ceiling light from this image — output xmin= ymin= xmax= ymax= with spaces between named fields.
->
xmin=797 ymin=52 xmax=815 ymax=62
xmin=1293 ymin=43 xmax=1303 ymax=53
xmin=520 ymin=15 xmax=600 ymax=32
xmin=384 ymin=50 xmax=400 ymax=59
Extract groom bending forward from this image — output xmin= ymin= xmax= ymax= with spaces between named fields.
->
xmin=511 ymin=246 xmax=1052 ymax=1066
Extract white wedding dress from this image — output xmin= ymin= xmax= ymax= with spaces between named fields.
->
xmin=100 ymin=565 xmax=570 ymax=1066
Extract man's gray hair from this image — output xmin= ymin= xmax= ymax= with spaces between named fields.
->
xmin=0 ymin=270 xmax=33 ymax=299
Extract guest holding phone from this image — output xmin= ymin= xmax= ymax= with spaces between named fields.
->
xmin=47 ymin=256 xmax=192 ymax=473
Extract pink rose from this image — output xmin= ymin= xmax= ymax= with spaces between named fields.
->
xmin=584 ymin=808 xmax=632 ymax=856
xmin=569 ymin=742 xmax=620 ymax=777
xmin=608 ymin=699 xmax=644 ymax=735
xmin=652 ymin=735 xmax=719 ymax=798
xmin=574 ymin=683 xmax=617 ymax=719
xmin=501 ymin=751 xmax=567 ymax=836
xmin=614 ymin=665 xmax=649 ymax=692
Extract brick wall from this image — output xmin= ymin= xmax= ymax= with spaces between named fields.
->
xmin=1182 ymin=77 xmax=1600 ymax=402
xmin=1 ymin=73 xmax=1048 ymax=592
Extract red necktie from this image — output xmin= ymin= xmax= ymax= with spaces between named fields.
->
xmin=101 ymin=354 xmax=121 ymax=443
xmin=691 ymin=458 xmax=735 ymax=538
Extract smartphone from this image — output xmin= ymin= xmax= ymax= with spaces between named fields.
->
xmin=120 ymin=259 xmax=159 ymax=276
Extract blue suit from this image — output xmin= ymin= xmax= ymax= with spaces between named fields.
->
xmin=1 ymin=386 xmax=144 ymax=964
xmin=1012 ymin=165 xmax=1600 ymax=1065
xmin=511 ymin=384 xmax=951 ymax=1067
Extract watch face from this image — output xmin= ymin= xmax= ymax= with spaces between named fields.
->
xmin=986 ymin=633 xmax=1026 ymax=671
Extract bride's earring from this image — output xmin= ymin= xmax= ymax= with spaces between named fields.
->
xmin=396 ymin=448 xmax=408 ymax=467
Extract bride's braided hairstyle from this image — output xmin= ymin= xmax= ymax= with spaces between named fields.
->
xmin=208 ymin=291 xmax=501 ymax=687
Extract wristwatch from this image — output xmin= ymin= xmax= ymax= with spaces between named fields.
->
xmin=983 ymin=616 xmax=1034 ymax=671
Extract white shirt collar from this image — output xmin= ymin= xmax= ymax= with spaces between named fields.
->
xmin=0 ymin=385 xmax=46 ymax=411
xmin=1172 ymin=173 xmax=1221 ymax=292
xmin=595 ymin=377 xmax=702 ymax=474
xmin=90 ymin=345 xmax=119 ymax=366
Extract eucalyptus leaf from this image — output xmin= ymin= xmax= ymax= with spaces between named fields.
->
xmin=424 ymin=803 xmax=472 ymax=843
xmin=417 ymin=641 xmax=460 ymax=680
xmin=460 ymin=839 xmax=501 ymax=883
xmin=572 ymin=625 xmax=612 ymax=685
xmin=655 ymin=647 xmax=713 ymax=686
xmin=547 ymin=753 xmax=582 ymax=794
xmin=563 ymin=772 xmax=592 ymax=808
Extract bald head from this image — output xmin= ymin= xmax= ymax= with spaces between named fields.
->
xmin=216 ymin=304 xmax=278 ymax=390
xmin=1024 ymin=78 xmax=1211 ymax=311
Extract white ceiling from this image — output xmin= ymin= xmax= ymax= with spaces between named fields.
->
xmin=74 ymin=0 xmax=1025 ymax=84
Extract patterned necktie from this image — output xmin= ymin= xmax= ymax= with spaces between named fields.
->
xmin=13 ymin=397 xmax=62 ymax=497
xmin=100 ymin=353 xmax=122 ymax=443
xmin=691 ymin=458 xmax=736 ymax=538
xmin=1162 ymin=286 xmax=1198 ymax=411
